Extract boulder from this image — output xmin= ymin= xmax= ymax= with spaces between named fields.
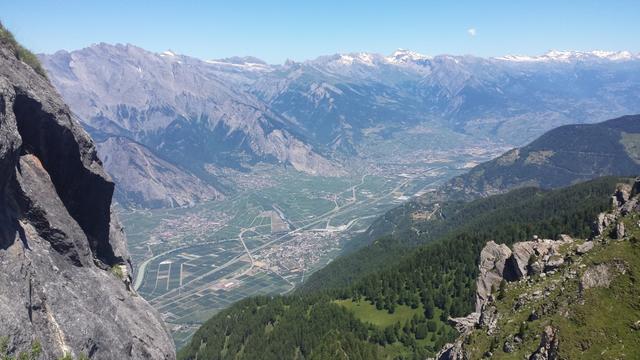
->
xmin=528 ymin=260 xmax=544 ymax=275
xmin=449 ymin=313 xmax=480 ymax=334
xmin=544 ymin=256 xmax=565 ymax=272
xmin=621 ymin=197 xmax=638 ymax=215
xmin=503 ymin=336 xmax=515 ymax=353
xmin=615 ymin=183 xmax=632 ymax=206
xmin=576 ymin=241 xmax=594 ymax=255
xmin=436 ymin=340 xmax=469 ymax=360
xmin=611 ymin=195 xmax=619 ymax=210
xmin=475 ymin=241 xmax=512 ymax=311
xmin=580 ymin=265 xmax=611 ymax=290
xmin=594 ymin=213 xmax=617 ymax=236
xmin=616 ymin=221 xmax=625 ymax=239
xmin=558 ymin=234 xmax=573 ymax=242
xmin=478 ymin=303 xmax=499 ymax=335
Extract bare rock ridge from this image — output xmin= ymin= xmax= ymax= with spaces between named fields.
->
xmin=0 ymin=35 xmax=175 ymax=358
xmin=437 ymin=179 xmax=640 ymax=360
xmin=97 ymin=136 xmax=222 ymax=208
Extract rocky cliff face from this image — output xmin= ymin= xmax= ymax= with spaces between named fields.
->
xmin=437 ymin=179 xmax=640 ymax=359
xmin=0 ymin=36 xmax=175 ymax=358
xmin=96 ymin=136 xmax=222 ymax=208
xmin=39 ymin=44 xmax=343 ymax=209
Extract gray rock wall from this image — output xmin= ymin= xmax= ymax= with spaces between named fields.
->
xmin=0 ymin=38 xmax=175 ymax=359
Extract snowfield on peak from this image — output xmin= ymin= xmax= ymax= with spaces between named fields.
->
xmin=495 ymin=49 xmax=637 ymax=62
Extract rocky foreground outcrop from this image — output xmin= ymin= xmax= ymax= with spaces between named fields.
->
xmin=438 ymin=179 xmax=640 ymax=360
xmin=0 ymin=34 xmax=175 ymax=358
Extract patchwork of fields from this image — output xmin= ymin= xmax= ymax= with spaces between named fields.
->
xmin=119 ymin=135 xmax=508 ymax=347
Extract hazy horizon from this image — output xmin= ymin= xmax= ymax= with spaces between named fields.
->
xmin=40 ymin=41 xmax=640 ymax=66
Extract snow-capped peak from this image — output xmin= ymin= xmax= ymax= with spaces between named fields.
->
xmin=495 ymin=50 xmax=636 ymax=63
xmin=203 ymin=58 xmax=271 ymax=71
xmin=335 ymin=53 xmax=377 ymax=66
xmin=589 ymin=50 xmax=634 ymax=60
xmin=160 ymin=50 xmax=177 ymax=57
xmin=385 ymin=48 xmax=432 ymax=64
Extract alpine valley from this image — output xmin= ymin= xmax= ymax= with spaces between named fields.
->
xmin=1 ymin=10 xmax=640 ymax=359
xmin=36 ymin=45 xmax=640 ymax=348
xmin=2 ymin=0 xmax=640 ymax=358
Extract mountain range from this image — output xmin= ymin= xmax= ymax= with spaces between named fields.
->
xmin=40 ymin=45 xmax=640 ymax=208
xmin=438 ymin=115 xmax=640 ymax=200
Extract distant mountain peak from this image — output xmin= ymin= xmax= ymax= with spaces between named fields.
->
xmin=336 ymin=52 xmax=378 ymax=66
xmin=205 ymin=56 xmax=271 ymax=71
xmin=496 ymin=49 xmax=637 ymax=62
xmin=160 ymin=49 xmax=177 ymax=57
xmin=385 ymin=48 xmax=432 ymax=64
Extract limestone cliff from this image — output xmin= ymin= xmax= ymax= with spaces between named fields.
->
xmin=0 ymin=30 xmax=175 ymax=359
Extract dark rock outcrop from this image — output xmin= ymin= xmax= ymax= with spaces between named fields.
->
xmin=0 ymin=36 xmax=175 ymax=358
xmin=529 ymin=326 xmax=559 ymax=360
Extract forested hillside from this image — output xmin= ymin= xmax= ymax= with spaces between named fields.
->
xmin=302 ymin=115 xmax=640 ymax=292
xmin=179 ymin=177 xmax=627 ymax=359
xmin=440 ymin=115 xmax=640 ymax=199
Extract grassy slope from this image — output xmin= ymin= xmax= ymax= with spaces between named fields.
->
xmin=334 ymin=299 xmax=426 ymax=329
xmin=462 ymin=210 xmax=640 ymax=359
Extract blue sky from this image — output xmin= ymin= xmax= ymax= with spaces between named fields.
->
xmin=2 ymin=0 xmax=639 ymax=63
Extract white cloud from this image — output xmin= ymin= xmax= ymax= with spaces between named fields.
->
xmin=467 ymin=28 xmax=477 ymax=37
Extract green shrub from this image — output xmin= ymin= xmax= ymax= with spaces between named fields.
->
xmin=110 ymin=265 xmax=125 ymax=280
xmin=497 ymin=279 xmax=507 ymax=300
xmin=1 ymin=337 xmax=43 ymax=360
xmin=0 ymin=21 xmax=47 ymax=78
